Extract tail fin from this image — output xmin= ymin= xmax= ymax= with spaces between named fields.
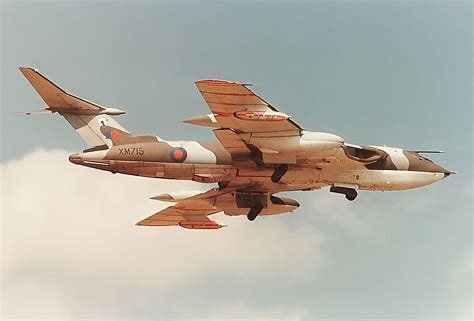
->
xmin=19 ymin=67 xmax=128 ymax=148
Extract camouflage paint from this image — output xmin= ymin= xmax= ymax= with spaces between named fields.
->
xmin=20 ymin=67 xmax=453 ymax=229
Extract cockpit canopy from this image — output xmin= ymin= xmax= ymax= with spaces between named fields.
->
xmin=342 ymin=144 xmax=387 ymax=163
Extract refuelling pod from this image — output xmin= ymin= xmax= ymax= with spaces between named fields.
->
xmin=183 ymin=111 xmax=290 ymax=132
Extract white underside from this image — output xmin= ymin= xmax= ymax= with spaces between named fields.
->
xmin=325 ymin=169 xmax=445 ymax=191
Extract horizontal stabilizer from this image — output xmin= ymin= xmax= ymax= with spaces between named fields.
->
xmin=19 ymin=66 xmax=128 ymax=148
xmin=16 ymin=108 xmax=52 ymax=115
xmin=19 ymin=67 xmax=125 ymax=115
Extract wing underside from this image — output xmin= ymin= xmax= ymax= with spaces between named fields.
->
xmin=136 ymin=200 xmax=223 ymax=229
xmin=136 ymin=188 xmax=233 ymax=229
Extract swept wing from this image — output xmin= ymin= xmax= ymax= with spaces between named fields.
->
xmin=191 ymin=79 xmax=303 ymax=134
xmin=136 ymin=187 xmax=239 ymax=229
xmin=188 ymin=80 xmax=312 ymax=164
xmin=136 ymin=201 xmax=223 ymax=229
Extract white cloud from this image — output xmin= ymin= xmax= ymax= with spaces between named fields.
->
xmin=206 ymin=302 xmax=307 ymax=320
xmin=1 ymin=149 xmax=324 ymax=320
xmin=1 ymin=149 xmax=471 ymax=320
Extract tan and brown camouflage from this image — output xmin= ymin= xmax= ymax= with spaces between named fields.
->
xmin=19 ymin=67 xmax=453 ymax=229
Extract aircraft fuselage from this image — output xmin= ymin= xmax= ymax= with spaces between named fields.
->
xmin=69 ymin=129 xmax=451 ymax=194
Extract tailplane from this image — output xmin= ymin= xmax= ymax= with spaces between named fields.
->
xmin=19 ymin=67 xmax=127 ymax=148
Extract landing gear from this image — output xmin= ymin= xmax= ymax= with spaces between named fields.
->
xmin=330 ymin=186 xmax=358 ymax=201
xmin=345 ymin=189 xmax=358 ymax=201
xmin=247 ymin=204 xmax=264 ymax=221
xmin=271 ymin=164 xmax=288 ymax=183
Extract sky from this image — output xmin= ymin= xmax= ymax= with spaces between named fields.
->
xmin=1 ymin=0 xmax=472 ymax=320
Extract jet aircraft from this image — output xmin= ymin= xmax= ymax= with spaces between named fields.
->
xmin=19 ymin=67 xmax=453 ymax=229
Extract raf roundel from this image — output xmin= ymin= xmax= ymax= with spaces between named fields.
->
xmin=104 ymin=129 xmax=119 ymax=141
xmin=169 ymin=147 xmax=187 ymax=163
xmin=111 ymin=130 xmax=119 ymax=141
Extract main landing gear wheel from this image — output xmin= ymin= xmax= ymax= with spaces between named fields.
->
xmin=247 ymin=204 xmax=264 ymax=221
xmin=330 ymin=186 xmax=358 ymax=201
xmin=345 ymin=189 xmax=358 ymax=201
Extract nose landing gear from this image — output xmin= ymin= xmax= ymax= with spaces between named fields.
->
xmin=330 ymin=186 xmax=358 ymax=201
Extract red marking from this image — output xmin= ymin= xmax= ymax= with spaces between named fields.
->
xmin=174 ymin=205 xmax=216 ymax=212
xmin=111 ymin=131 xmax=119 ymax=140
xmin=206 ymin=101 xmax=267 ymax=106
xmin=200 ymin=91 xmax=253 ymax=96
xmin=195 ymin=79 xmax=238 ymax=85
xmin=173 ymin=149 xmax=184 ymax=159
xmin=179 ymin=221 xmax=223 ymax=229
xmin=235 ymin=111 xmax=288 ymax=121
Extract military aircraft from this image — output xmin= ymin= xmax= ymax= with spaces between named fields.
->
xmin=19 ymin=67 xmax=454 ymax=229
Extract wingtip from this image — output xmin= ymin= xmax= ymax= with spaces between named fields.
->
xmin=19 ymin=66 xmax=37 ymax=72
xmin=195 ymin=79 xmax=240 ymax=85
xmin=15 ymin=108 xmax=52 ymax=115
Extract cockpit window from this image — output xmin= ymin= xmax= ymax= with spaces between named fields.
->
xmin=342 ymin=145 xmax=386 ymax=163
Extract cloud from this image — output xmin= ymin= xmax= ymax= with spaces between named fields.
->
xmin=1 ymin=149 xmax=324 ymax=320
xmin=1 ymin=149 xmax=471 ymax=320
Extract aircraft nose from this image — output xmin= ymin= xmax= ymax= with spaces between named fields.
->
xmin=443 ymin=171 xmax=457 ymax=178
xmin=406 ymin=151 xmax=453 ymax=177
xmin=435 ymin=164 xmax=452 ymax=177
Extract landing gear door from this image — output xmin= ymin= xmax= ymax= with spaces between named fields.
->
xmin=236 ymin=192 xmax=268 ymax=209
xmin=281 ymin=167 xmax=321 ymax=185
